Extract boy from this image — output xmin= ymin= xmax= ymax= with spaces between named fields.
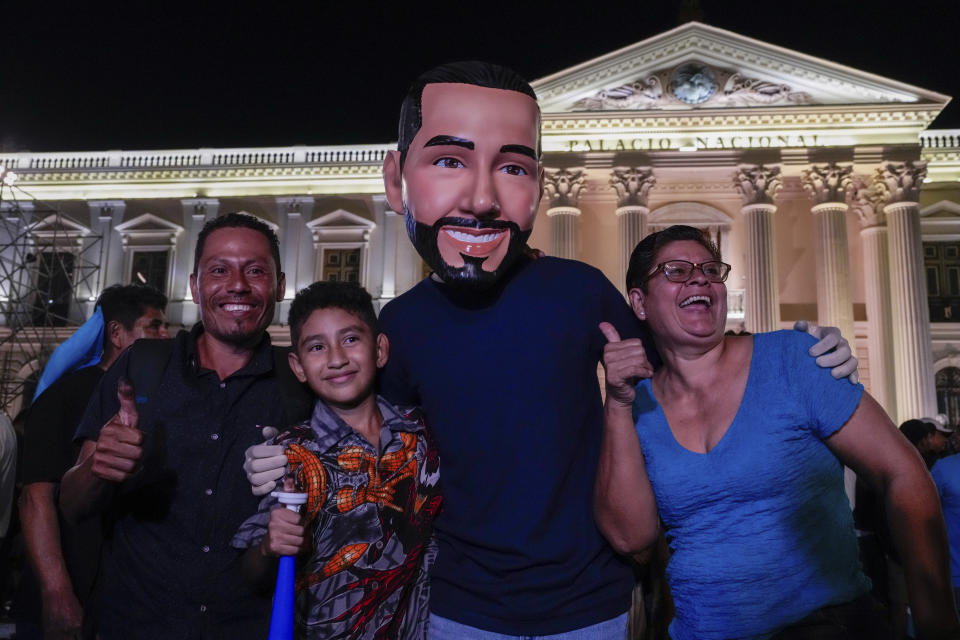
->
xmin=232 ymin=281 xmax=441 ymax=639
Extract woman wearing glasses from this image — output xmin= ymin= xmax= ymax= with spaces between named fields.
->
xmin=594 ymin=225 xmax=959 ymax=639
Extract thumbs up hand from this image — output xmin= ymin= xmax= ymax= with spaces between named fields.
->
xmin=599 ymin=322 xmax=654 ymax=407
xmin=90 ymin=377 xmax=144 ymax=482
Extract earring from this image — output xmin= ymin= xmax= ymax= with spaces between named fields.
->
xmin=639 ymin=311 xmax=646 ymax=319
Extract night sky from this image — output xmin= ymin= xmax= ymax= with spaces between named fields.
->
xmin=3 ymin=0 xmax=959 ymax=153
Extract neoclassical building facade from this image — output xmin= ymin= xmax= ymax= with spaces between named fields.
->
xmin=2 ymin=22 xmax=960 ymax=425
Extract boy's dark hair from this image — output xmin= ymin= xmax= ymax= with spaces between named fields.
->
xmin=288 ymin=281 xmax=378 ymax=348
xmin=626 ymin=225 xmax=721 ymax=292
xmin=97 ymin=284 xmax=168 ymax=350
xmin=193 ymin=212 xmax=282 ymax=274
xmin=397 ymin=60 xmax=541 ymax=169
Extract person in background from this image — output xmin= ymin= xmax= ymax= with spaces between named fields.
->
xmin=902 ymin=419 xmax=949 ymax=470
xmin=16 ymin=284 xmax=167 ymax=640
xmin=0 ymin=410 xmax=15 ymax=539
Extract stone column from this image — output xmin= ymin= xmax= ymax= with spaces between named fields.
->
xmin=881 ymin=161 xmax=937 ymax=421
xmin=544 ymin=168 xmax=585 ymax=259
xmin=851 ymin=176 xmax=896 ymax=417
xmin=276 ymin=196 xmax=314 ymax=297
xmin=176 ymin=198 xmax=219 ymax=325
xmin=734 ymin=165 xmax=782 ymax=333
xmin=610 ymin=167 xmax=656 ymax=292
xmin=801 ymin=163 xmax=855 ymax=342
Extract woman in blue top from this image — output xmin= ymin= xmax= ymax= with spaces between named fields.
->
xmin=595 ymin=225 xmax=959 ymax=639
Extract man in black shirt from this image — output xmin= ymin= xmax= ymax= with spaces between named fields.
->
xmin=60 ymin=213 xmax=310 ymax=640
xmin=17 ymin=284 xmax=168 ymax=640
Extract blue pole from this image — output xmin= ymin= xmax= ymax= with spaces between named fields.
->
xmin=267 ymin=556 xmax=296 ymax=640
xmin=266 ymin=491 xmax=307 ymax=640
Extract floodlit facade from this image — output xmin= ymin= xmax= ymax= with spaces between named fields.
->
xmin=2 ymin=22 xmax=960 ymax=425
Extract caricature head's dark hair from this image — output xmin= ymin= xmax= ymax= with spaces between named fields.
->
xmin=193 ymin=212 xmax=282 ymax=275
xmin=97 ymin=284 xmax=168 ymax=350
xmin=397 ymin=61 xmax=541 ymax=169
xmin=626 ymin=225 xmax=721 ymax=292
xmin=288 ymin=281 xmax=379 ymax=348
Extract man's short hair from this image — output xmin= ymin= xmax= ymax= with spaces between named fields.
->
xmin=288 ymin=281 xmax=378 ymax=348
xmin=397 ymin=61 xmax=541 ymax=169
xmin=900 ymin=418 xmax=936 ymax=447
xmin=626 ymin=225 xmax=722 ymax=292
xmin=193 ymin=212 xmax=281 ymax=274
xmin=97 ymin=284 xmax=168 ymax=350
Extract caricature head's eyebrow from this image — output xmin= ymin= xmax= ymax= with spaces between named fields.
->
xmin=424 ymin=135 xmax=474 ymax=150
xmin=500 ymin=144 xmax=538 ymax=161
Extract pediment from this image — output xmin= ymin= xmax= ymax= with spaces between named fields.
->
xmin=27 ymin=212 xmax=91 ymax=238
xmin=533 ymin=22 xmax=949 ymax=114
xmin=921 ymin=200 xmax=960 ymax=219
xmin=307 ymin=209 xmax=375 ymax=231
xmin=306 ymin=209 xmax=375 ymax=245
xmin=115 ymin=213 xmax=184 ymax=235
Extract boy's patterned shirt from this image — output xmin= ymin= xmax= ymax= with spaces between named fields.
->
xmin=233 ymin=397 xmax=442 ymax=639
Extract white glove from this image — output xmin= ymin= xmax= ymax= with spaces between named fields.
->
xmin=793 ymin=320 xmax=859 ymax=384
xmin=243 ymin=426 xmax=288 ymax=496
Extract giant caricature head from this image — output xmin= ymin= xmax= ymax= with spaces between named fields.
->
xmin=383 ymin=61 xmax=544 ymax=289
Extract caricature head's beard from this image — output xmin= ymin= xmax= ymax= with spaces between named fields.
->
xmin=405 ymin=211 xmax=531 ymax=290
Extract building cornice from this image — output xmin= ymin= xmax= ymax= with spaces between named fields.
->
xmin=0 ymin=144 xmax=393 ymax=200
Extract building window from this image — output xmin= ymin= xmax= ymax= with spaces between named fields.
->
xmin=924 ymin=242 xmax=960 ymax=321
xmin=321 ymin=248 xmax=361 ymax=283
xmin=32 ymin=251 xmax=75 ymax=326
xmin=937 ymin=366 xmax=960 ymax=428
xmin=130 ymin=250 xmax=170 ymax=292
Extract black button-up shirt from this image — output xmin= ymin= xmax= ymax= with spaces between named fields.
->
xmin=74 ymin=326 xmax=298 ymax=640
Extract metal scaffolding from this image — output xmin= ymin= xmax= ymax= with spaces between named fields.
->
xmin=0 ymin=177 xmax=103 ymax=417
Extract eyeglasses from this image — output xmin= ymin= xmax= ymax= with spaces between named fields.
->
xmin=647 ymin=260 xmax=731 ymax=283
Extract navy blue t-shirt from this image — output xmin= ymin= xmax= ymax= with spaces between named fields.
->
xmin=378 ymin=256 xmax=654 ymax=635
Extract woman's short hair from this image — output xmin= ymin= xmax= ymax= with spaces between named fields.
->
xmin=626 ymin=225 xmax=721 ymax=292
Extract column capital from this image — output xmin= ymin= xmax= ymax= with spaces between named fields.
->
xmin=850 ymin=176 xmax=888 ymax=229
xmin=877 ymin=160 xmax=927 ymax=205
xmin=544 ymin=167 xmax=586 ymax=209
xmin=734 ymin=164 xmax=781 ymax=206
xmin=801 ymin=163 xmax=853 ymax=205
xmin=87 ymin=200 xmax=126 ymax=216
xmin=609 ymin=166 xmax=655 ymax=208
xmin=275 ymin=195 xmax=314 ymax=212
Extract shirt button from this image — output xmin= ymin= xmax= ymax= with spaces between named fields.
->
xmin=199 ymin=604 xmax=207 ymax=613
xmin=201 ymin=545 xmax=210 ymax=553
xmin=371 ymin=581 xmax=379 ymax=590
xmin=375 ymin=540 xmax=383 ymax=549
xmin=204 ymin=488 xmax=213 ymax=496
xmin=377 ymin=500 xmax=384 ymax=508
xmin=210 ymin=433 xmax=219 ymax=441
xmin=219 ymin=382 xmax=226 ymax=389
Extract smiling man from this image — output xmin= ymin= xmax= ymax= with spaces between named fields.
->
xmin=60 ymin=213 xmax=311 ymax=640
